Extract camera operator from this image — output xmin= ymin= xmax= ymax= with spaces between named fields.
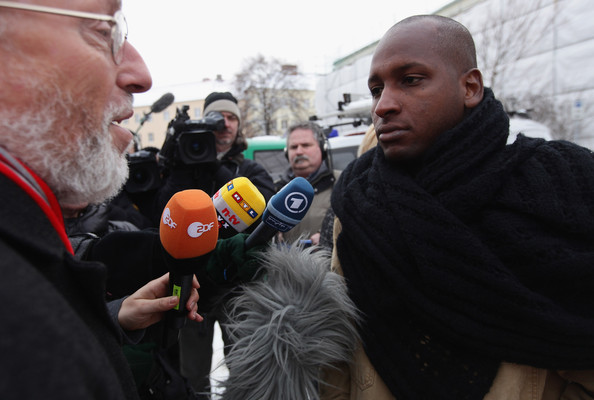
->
xmin=123 ymin=93 xmax=276 ymax=229
xmin=135 ymin=92 xmax=274 ymax=228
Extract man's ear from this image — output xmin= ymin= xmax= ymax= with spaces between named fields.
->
xmin=462 ymin=68 xmax=484 ymax=109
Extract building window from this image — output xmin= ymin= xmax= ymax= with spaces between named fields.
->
xmin=148 ymin=133 xmax=154 ymax=143
xmin=194 ymin=108 xmax=202 ymax=118
xmin=163 ymin=111 xmax=170 ymax=121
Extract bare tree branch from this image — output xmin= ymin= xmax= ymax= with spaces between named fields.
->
xmin=233 ymin=55 xmax=310 ymax=137
xmin=464 ymin=0 xmax=576 ymax=139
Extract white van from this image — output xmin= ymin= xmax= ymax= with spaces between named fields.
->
xmin=327 ymin=134 xmax=365 ymax=171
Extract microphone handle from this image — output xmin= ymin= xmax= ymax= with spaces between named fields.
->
xmin=244 ymin=221 xmax=279 ymax=249
xmin=161 ymin=250 xmax=208 ymax=333
xmin=166 ymin=270 xmax=194 ymax=330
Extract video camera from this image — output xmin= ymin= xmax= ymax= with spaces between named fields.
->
xmin=125 ymin=147 xmax=161 ymax=194
xmin=158 ymin=105 xmax=225 ymax=169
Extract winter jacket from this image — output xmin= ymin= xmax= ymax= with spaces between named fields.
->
xmin=0 ymin=172 xmax=139 ymax=399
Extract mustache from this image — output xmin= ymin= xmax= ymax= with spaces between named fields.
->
xmin=292 ymin=155 xmax=310 ymax=163
xmin=106 ymin=95 xmax=133 ymax=123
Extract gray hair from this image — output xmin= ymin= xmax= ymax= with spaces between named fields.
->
xmin=285 ymin=121 xmax=325 ymax=147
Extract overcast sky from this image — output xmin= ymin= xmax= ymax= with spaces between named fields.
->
xmin=123 ymin=0 xmax=450 ymax=102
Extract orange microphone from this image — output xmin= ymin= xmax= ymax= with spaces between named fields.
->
xmin=159 ymin=189 xmax=218 ymax=330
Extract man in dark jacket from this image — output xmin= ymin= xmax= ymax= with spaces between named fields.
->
xmin=0 ymin=2 xmax=202 ymax=399
xmin=275 ymin=122 xmax=338 ymax=246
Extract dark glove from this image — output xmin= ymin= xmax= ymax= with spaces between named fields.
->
xmin=205 ymin=233 xmax=265 ymax=285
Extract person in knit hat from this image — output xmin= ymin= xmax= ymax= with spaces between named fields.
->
xmin=148 ymin=91 xmax=275 ymax=226
xmin=203 ymin=92 xmax=247 ymax=157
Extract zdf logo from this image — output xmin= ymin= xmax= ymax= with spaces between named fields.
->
xmin=187 ymin=221 xmax=215 ymax=238
xmin=162 ymin=208 xmax=177 ymax=229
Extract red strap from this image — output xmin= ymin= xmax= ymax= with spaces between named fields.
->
xmin=0 ymin=156 xmax=74 ymax=255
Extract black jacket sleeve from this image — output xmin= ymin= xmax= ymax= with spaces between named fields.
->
xmin=236 ymin=159 xmax=276 ymax=202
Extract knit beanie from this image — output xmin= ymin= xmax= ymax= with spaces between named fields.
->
xmin=203 ymin=92 xmax=241 ymax=126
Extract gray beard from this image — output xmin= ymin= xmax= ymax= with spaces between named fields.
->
xmin=0 ymin=84 xmax=129 ymax=208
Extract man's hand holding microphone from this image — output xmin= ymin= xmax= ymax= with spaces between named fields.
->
xmin=118 ymin=272 xmax=202 ymax=332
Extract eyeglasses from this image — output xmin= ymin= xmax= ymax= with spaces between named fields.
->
xmin=0 ymin=1 xmax=128 ymax=65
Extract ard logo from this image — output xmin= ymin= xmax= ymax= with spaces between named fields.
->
xmin=284 ymin=192 xmax=309 ymax=214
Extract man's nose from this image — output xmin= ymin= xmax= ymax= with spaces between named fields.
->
xmin=117 ymin=41 xmax=152 ymax=94
xmin=374 ymin=87 xmax=402 ymax=118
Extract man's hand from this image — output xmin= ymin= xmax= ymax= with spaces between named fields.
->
xmin=118 ymin=273 xmax=203 ymax=331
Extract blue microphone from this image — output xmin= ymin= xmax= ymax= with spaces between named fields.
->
xmin=244 ymin=177 xmax=314 ymax=248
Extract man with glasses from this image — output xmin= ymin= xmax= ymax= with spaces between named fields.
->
xmin=0 ymin=2 xmax=202 ymax=398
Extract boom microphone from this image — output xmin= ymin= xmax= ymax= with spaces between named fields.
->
xmin=244 ymin=177 xmax=314 ymax=248
xmin=159 ymin=189 xmax=218 ymax=330
xmin=151 ymin=92 xmax=175 ymax=113
xmin=133 ymin=92 xmax=175 ymax=150
xmin=212 ymin=177 xmax=266 ymax=239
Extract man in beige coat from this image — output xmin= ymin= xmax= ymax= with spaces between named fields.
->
xmin=320 ymin=15 xmax=594 ymax=400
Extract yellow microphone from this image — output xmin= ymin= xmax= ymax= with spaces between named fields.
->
xmin=212 ymin=177 xmax=266 ymax=239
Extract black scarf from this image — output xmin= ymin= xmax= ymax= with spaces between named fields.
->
xmin=332 ymin=89 xmax=594 ymax=399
